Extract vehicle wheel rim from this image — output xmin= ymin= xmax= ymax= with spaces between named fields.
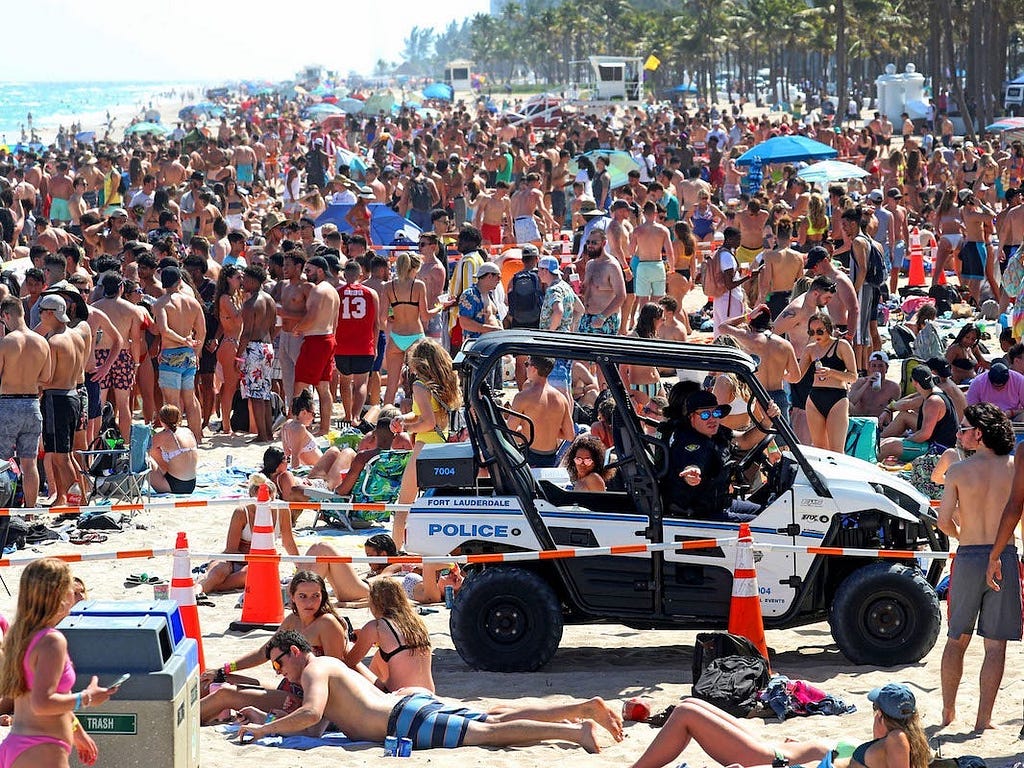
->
xmin=863 ymin=592 xmax=912 ymax=641
xmin=483 ymin=599 xmax=528 ymax=645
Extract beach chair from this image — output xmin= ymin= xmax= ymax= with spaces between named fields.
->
xmin=306 ymin=450 xmax=411 ymax=532
xmin=85 ymin=424 xmax=152 ymax=504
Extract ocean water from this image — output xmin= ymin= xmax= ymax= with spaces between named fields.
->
xmin=0 ymin=80 xmax=205 ymax=146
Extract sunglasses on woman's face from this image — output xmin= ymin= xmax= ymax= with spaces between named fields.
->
xmin=810 ymin=328 xmax=827 ymax=336
xmin=696 ymin=408 xmax=725 ymax=420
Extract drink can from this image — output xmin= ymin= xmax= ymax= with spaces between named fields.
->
xmin=622 ymin=696 xmax=652 ymax=721
xmin=384 ymin=735 xmax=399 ymax=757
xmin=397 ymin=737 xmax=413 ymax=757
xmin=444 ymin=585 xmax=455 ymax=608
xmin=225 ymin=454 xmax=234 ymax=468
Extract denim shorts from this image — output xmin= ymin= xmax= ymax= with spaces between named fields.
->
xmin=0 ymin=396 xmax=42 ymax=460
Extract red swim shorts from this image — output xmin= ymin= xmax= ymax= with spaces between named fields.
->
xmin=294 ymin=334 xmax=336 ymax=384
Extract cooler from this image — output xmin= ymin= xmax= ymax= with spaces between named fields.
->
xmin=60 ymin=602 xmax=200 ymax=768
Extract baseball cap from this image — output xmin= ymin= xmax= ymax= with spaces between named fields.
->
xmin=927 ymin=357 xmax=952 ymax=379
xmin=867 ymin=189 xmax=884 ymax=203
xmin=537 ymin=256 xmax=561 ymax=276
xmin=805 ymin=246 xmax=831 ymax=270
xmin=108 ymin=207 xmax=129 ymax=218
xmin=520 ymin=243 xmax=540 ymax=257
xmin=886 ymin=187 xmax=902 ymax=199
xmin=475 ymin=262 xmax=501 ymax=278
xmin=989 ymin=361 xmax=1011 ymax=386
xmin=911 ymin=365 xmax=934 ymax=387
xmin=160 ymin=266 xmax=182 ymax=290
xmin=581 ymin=207 xmax=607 ymax=218
xmin=38 ymin=294 xmax=71 ymax=324
xmin=957 ymin=188 xmax=974 ymax=203
xmin=610 ymin=199 xmax=631 ymax=212
xmin=869 ymin=351 xmax=889 ymax=365
xmin=686 ymin=390 xmax=731 ymax=418
xmin=867 ymin=684 xmax=916 ymax=720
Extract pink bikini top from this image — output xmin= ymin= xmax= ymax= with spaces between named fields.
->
xmin=25 ymin=628 xmax=76 ymax=693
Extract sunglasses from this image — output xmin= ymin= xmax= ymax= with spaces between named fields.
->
xmin=696 ymin=408 xmax=725 ymax=420
xmin=957 ymin=423 xmax=977 ymax=433
xmin=810 ymin=328 xmax=828 ymax=336
xmin=271 ymin=650 xmax=288 ymax=673
xmin=573 ymin=454 xmax=595 ymax=463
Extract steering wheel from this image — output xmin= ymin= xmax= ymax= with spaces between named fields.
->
xmin=746 ymin=395 xmax=779 ymax=435
xmin=735 ymin=434 xmax=775 ymax=475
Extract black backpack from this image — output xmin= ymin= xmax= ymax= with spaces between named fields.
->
xmin=691 ymin=632 xmax=769 ymax=717
xmin=409 ymin=178 xmax=432 ymax=212
xmin=508 ymin=269 xmax=543 ymax=327
xmin=865 ymin=237 xmax=887 ymax=286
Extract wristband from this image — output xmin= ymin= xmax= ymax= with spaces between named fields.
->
xmin=74 ymin=692 xmax=83 ymax=711
xmin=224 ymin=661 xmax=237 ymax=674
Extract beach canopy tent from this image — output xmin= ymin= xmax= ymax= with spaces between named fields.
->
xmin=314 ymin=203 xmax=421 ymax=245
xmin=336 ymin=98 xmax=365 ymax=114
xmin=423 ymin=83 xmax=455 ymax=101
xmin=363 ymin=92 xmax=396 ymax=114
xmin=796 ymin=159 xmax=871 ymax=185
xmin=125 ymin=122 xmax=169 ymax=137
xmin=735 ymin=135 xmax=838 ymax=166
xmin=569 ymin=150 xmax=642 ymax=190
xmin=986 ymin=117 xmax=1024 ymax=131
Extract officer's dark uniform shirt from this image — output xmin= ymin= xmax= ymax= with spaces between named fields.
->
xmin=665 ymin=423 xmax=733 ymax=517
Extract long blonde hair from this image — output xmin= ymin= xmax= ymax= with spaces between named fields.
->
xmin=0 ymin=559 xmax=72 ymax=698
xmin=807 ymin=194 xmax=828 ymax=232
xmin=369 ymin=579 xmax=430 ymax=653
xmin=408 ymin=338 xmax=461 ymax=414
xmin=395 ymin=252 xmax=422 ymax=281
xmin=879 ymin=709 xmax=930 ymax=768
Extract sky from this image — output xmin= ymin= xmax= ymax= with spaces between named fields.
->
xmin=3 ymin=0 xmax=489 ymax=83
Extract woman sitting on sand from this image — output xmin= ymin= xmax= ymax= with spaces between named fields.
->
xmin=280 ymin=391 xmax=325 ymax=469
xmin=197 ymin=475 xmax=299 ymax=597
xmin=629 ymin=684 xmax=928 ymax=768
xmin=147 ymin=405 xmax=198 ymax=494
xmin=198 ymin=570 xmax=367 ymax=727
xmin=344 ymin=579 xmax=434 ymax=693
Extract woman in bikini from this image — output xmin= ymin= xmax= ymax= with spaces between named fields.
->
xmin=197 ymin=474 xmax=299 ymax=597
xmin=931 ymin=187 xmax=964 ymax=286
xmin=688 ymin=189 xmax=723 ymax=244
xmin=345 ymin=578 xmax=434 ymax=693
xmin=380 ymin=251 xmax=430 ymax=408
xmin=798 ymin=312 xmax=857 ymax=452
xmin=798 ymin=193 xmax=830 ymax=252
xmin=621 ymin=303 xmax=665 ymax=411
xmin=344 ymin=190 xmax=374 ymax=241
xmin=214 ymin=264 xmax=244 ymax=435
xmin=198 ymin=570 xmax=363 ymax=726
xmin=669 ymin=221 xmax=697 ymax=307
xmin=147 ymin=404 xmax=198 ymax=494
xmin=0 ymin=558 xmax=119 ymax=768
xmin=280 ymin=390 xmax=324 ymax=469
xmin=223 ymin=177 xmax=249 ymax=232
xmin=945 ymin=322 xmax=990 ymax=373
xmin=629 ymin=683 xmax=928 ymax=768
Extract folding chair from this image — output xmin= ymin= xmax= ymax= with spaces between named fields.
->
xmin=85 ymin=424 xmax=152 ymax=504
xmin=306 ymin=450 xmax=411 ymax=533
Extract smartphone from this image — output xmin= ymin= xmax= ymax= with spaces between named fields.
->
xmin=109 ymin=673 xmax=130 ymax=688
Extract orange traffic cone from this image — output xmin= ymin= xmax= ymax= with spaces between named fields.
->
xmin=229 ymin=484 xmax=284 ymax=631
xmin=727 ymin=523 xmax=770 ymax=667
xmin=907 ymin=227 xmax=925 ymax=286
xmin=169 ymin=531 xmax=206 ymax=672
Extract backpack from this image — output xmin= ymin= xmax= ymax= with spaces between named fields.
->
xmin=692 ymin=632 xmax=769 ymax=717
xmin=118 ymin=171 xmax=130 ymax=198
xmin=865 ymin=237 xmax=887 ymax=286
xmin=701 ymin=248 xmax=729 ymax=300
xmin=508 ymin=269 xmax=543 ymax=327
xmin=409 ymin=178 xmax=432 ymax=212
xmin=889 ymin=324 xmax=916 ymax=359
xmin=845 ymin=416 xmax=878 ymax=463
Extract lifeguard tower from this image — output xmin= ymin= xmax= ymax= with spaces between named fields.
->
xmin=569 ymin=56 xmax=645 ymax=110
xmin=445 ymin=60 xmax=474 ymax=93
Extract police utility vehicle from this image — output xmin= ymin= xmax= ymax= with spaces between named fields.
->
xmin=407 ymin=331 xmax=947 ymax=673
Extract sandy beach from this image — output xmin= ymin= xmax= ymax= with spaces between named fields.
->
xmin=0 ymin=419 xmax=1018 ymax=767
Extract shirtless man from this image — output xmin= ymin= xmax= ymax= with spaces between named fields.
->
xmin=719 ymin=305 xmax=800 ymax=421
xmin=507 ymin=356 xmax=575 ymax=469
xmin=48 ymin=162 xmax=74 ymax=225
xmin=157 ymin=152 xmax=188 ymax=188
xmin=235 ymin=630 xmax=621 ymax=752
xmin=772 ymin=275 xmax=838 ymax=444
xmin=656 ymin=296 xmax=689 ymax=341
xmin=848 ymin=351 xmax=902 ymax=419
xmin=629 ymin=200 xmax=673 ymax=307
xmin=0 ymin=298 xmax=51 ymax=507
xmin=805 ymin=246 xmax=859 ymax=341
xmin=153 ymin=266 xmax=206 ymax=442
xmin=232 ymin=137 xmax=258 ymax=186
xmin=271 ymin=252 xmax=311 ymax=411
xmin=509 ymin=172 xmax=557 ymax=244
xmin=293 ymin=256 xmax=340 ymax=436
xmin=937 ymin=403 xmax=1018 ymax=731
xmin=735 ymin=198 xmax=769 ymax=269
xmin=76 ymin=154 xmax=105 ymax=209
xmin=578 ymin=228 xmax=626 ymax=336
xmin=93 ymin=273 xmax=144 ymax=439
xmin=758 ymin=218 xmax=805 ymax=319
xmin=238 ymin=266 xmax=277 ymax=443
xmin=416 ymin=233 xmax=447 ymax=341
xmin=606 ymin=201 xmax=635 ymax=334
xmin=36 ymin=295 xmax=85 ymax=507
xmin=473 ymin=181 xmax=512 ymax=246
xmin=959 ymin=190 xmax=997 ymax=304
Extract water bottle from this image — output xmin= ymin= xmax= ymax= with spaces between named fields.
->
xmin=225 ymin=454 xmax=234 ymax=469
xmin=444 ymin=585 xmax=455 ymax=608
xmin=395 ymin=386 xmax=405 ymax=407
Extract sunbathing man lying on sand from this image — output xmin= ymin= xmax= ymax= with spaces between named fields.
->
xmin=236 ymin=630 xmax=624 ymax=752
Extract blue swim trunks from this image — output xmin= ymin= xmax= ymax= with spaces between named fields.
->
xmin=578 ymin=312 xmax=621 ymax=335
xmin=157 ymin=346 xmax=197 ymax=390
xmin=237 ymin=164 xmax=254 ymax=184
xmin=386 ymin=693 xmax=488 ymax=750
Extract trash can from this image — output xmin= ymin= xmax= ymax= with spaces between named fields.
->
xmin=60 ymin=600 xmax=200 ymax=768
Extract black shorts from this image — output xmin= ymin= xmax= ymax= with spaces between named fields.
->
xmin=624 ymin=276 xmax=635 ymax=295
xmin=42 ymin=389 xmax=80 ymax=454
xmin=85 ymin=377 xmax=101 ymax=420
xmin=334 ymin=354 xmax=375 ymax=376
xmin=199 ymin=347 xmax=218 ymax=375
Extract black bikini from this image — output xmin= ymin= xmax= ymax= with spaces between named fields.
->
xmin=808 ymin=339 xmax=848 ymax=416
xmin=377 ymin=617 xmax=423 ymax=662
xmin=391 ymin=283 xmax=418 ymax=308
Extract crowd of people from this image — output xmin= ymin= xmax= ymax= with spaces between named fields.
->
xmin=0 ymin=84 xmax=1024 ymax=762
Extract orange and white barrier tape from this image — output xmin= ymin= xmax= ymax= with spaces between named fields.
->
xmin=0 ymin=547 xmax=175 ymax=568
xmin=756 ymin=542 xmax=952 ymax=560
xmin=0 ymin=498 xmax=411 ymax=517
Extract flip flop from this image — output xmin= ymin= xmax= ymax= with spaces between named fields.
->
xmin=69 ymin=532 xmax=108 ymax=545
xmin=195 ymin=593 xmax=215 ymax=607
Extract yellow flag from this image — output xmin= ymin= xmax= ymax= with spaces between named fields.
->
xmin=644 ymin=54 xmax=661 ymax=71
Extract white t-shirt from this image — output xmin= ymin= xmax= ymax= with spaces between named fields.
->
xmin=712 ymin=248 xmax=745 ymax=331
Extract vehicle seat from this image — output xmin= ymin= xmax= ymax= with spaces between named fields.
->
xmin=538 ymin=480 xmax=633 ymax=514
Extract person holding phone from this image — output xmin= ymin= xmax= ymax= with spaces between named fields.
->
xmin=0 ymin=559 xmax=121 ymax=767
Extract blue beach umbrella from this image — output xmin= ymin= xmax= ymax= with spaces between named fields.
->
xmin=672 ymin=83 xmax=698 ymax=93
xmin=304 ymin=103 xmax=344 ymax=118
xmin=315 ymin=203 xmax=421 ymax=245
xmin=337 ymin=98 xmax=365 ymax=114
xmin=735 ymin=135 xmax=837 ymax=166
xmin=335 ymin=148 xmax=368 ymax=175
xmin=423 ymin=82 xmax=454 ymax=101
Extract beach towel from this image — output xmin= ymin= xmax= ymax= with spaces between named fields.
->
xmin=214 ymin=724 xmax=375 ymax=750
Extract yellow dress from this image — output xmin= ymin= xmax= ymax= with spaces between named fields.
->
xmin=412 ymin=380 xmax=447 ymax=444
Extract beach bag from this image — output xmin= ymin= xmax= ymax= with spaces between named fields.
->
xmin=409 ymin=178 xmax=432 ymax=212
xmin=701 ymin=248 xmax=728 ymax=300
xmin=845 ymin=417 xmax=878 ymax=464
xmin=692 ymin=653 xmax=769 ymax=717
xmin=508 ymin=269 xmax=543 ymax=327
xmin=928 ymin=284 xmax=959 ymax=315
